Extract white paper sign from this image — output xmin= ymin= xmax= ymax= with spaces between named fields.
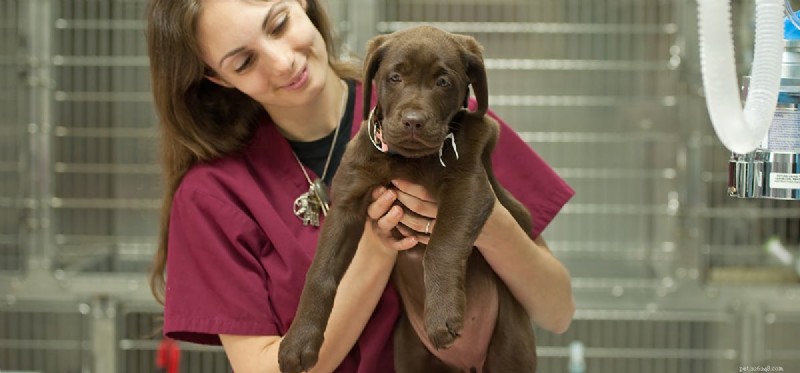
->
xmin=770 ymin=172 xmax=800 ymax=189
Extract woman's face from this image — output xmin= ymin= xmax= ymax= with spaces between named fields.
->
xmin=197 ymin=0 xmax=329 ymax=108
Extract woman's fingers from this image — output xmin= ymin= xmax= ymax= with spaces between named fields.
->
xmin=376 ymin=205 xmax=403 ymax=231
xmin=375 ymin=207 xmax=418 ymax=251
xmin=368 ymin=186 xmax=396 ymax=220
xmin=391 ymin=179 xmax=436 ymax=202
xmin=367 ymin=186 xmax=418 ymax=251
xmin=399 ymin=211 xmax=435 ymax=235
xmin=392 ymin=180 xmax=438 ymax=219
xmin=392 ymin=235 xmax=419 ymax=251
xmin=397 ymin=224 xmax=430 ymax=245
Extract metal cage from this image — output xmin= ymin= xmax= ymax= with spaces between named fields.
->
xmin=1 ymin=0 xmax=798 ymax=372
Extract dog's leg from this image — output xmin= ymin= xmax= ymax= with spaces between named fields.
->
xmin=278 ymin=183 xmax=374 ymax=373
xmin=479 ymin=120 xmax=532 ymax=235
xmin=485 ymin=151 xmax=531 ymax=234
xmin=479 ymin=123 xmax=537 ymax=372
xmin=394 ymin=313 xmax=461 ymax=373
xmin=424 ymin=174 xmax=495 ymax=350
xmin=490 ymin=181 xmax=532 ymax=235
xmin=483 ymin=281 xmax=537 ymax=373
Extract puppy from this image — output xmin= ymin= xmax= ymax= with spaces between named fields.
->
xmin=279 ymin=25 xmax=537 ymax=373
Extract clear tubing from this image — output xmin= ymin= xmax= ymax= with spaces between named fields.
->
xmin=785 ymin=0 xmax=800 ymax=31
xmin=698 ymin=0 xmax=784 ymax=154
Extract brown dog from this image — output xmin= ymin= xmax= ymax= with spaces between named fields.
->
xmin=278 ymin=26 xmax=537 ymax=373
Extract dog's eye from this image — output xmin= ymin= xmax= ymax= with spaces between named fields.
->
xmin=436 ymin=77 xmax=451 ymax=87
xmin=389 ymin=73 xmax=402 ymax=82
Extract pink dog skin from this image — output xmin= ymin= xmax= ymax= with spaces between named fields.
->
xmin=394 ymin=247 xmax=499 ymax=372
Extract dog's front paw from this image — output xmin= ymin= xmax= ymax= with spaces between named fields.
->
xmin=278 ymin=325 xmax=324 ymax=373
xmin=424 ymin=296 xmax=465 ymax=350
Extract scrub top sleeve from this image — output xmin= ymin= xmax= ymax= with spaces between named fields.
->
xmin=487 ymin=109 xmax=575 ymax=238
xmin=164 ymin=187 xmax=280 ymax=345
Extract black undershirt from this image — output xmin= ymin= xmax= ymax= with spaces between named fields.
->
xmin=288 ymin=80 xmax=355 ymax=186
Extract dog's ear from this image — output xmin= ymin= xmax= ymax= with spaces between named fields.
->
xmin=362 ymin=34 xmax=389 ymax=120
xmin=453 ymin=34 xmax=488 ymax=117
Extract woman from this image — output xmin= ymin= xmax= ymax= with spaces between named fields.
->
xmin=146 ymin=0 xmax=576 ymax=372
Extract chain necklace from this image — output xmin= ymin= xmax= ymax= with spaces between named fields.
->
xmin=291 ymin=80 xmax=347 ymax=227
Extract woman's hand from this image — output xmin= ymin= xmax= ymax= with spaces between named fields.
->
xmin=364 ymin=184 xmax=419 ymax=254
xmin=385 ymin=179 xmax=502 ymax=247
xmin=388 ymin=180 xmax=438 ymax=242
xmin=382 ymin=179 xmax=575 ymax=333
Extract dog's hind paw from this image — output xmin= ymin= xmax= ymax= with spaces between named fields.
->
xmin=278 ymin=327 xmax=323 ymax=373
xmin=426 ymin=312 xmax=464 ymax=350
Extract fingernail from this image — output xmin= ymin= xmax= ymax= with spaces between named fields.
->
xmin=383 ymin=190 xmax=395 ymax=201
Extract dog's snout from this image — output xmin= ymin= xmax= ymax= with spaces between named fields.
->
xmin=402 ymin=111 xmax=426 ymax=132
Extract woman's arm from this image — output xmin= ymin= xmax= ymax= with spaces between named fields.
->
xmin=220 ymin=232 xmax=396 ymax=373
xmin=475 ymin=201 xmax=575 ymax=334
xmin=391 ymin=179 xmax=575 ymax=334
xmin=220 ymin=189 xmax=414 ymax=373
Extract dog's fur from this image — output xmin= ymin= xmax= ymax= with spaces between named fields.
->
xmin=278 ymin=26 xmax=537 ymax=373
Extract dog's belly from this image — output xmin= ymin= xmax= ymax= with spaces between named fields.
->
xmin=394 ymin=246 xmax=499 ymax=372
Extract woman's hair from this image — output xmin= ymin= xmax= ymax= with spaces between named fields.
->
xmin=147 ymin=0 xmax=360 ymax=304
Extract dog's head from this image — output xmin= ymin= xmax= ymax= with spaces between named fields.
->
xmin=362 ymin=26 xmax=488 ymax=159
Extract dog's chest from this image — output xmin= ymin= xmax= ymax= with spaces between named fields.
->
xmin=394 ymin=247 xmax=499 ymax=372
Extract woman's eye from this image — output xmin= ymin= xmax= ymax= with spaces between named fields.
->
xmin=389 ymin=73 xmax=402 ymax=82
xmin=270 ymin=13 xmax=289 ymax=35
xmin=436 ymin=77 xmax=451 ymax=87
xmin=235 ymin=55 xmax=254 ymax=73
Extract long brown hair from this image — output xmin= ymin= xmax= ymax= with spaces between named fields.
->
xmin=146 ymin=0 xmax=360 ymax=304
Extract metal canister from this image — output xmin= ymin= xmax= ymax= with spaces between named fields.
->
xmin=729 ymin=40 xmax=800 ymax=200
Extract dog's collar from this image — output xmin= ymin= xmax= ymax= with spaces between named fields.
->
xmin=367 ymin=107 xmax=460 ymax=167
xmin=367 ymin=106 xmax=391 ymax=154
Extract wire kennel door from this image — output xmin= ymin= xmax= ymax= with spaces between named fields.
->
xmin=50 ymin=0 xmax=160 ymax=276
xmin=0 ymin=0 xmax=28 ymax=274
xmin=373 ymin=0 xmax=683 ymax=309
xmin=1 ymin=0 xmax=798 ymax=372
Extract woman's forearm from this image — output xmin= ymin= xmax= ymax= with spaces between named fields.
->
xmin=221 ymin=226 xmax=397 ymax=373
xmin=475 ymin=202 xmax=575 ymax=334
xmin=310 ymin=230 xmax=398 ymax=372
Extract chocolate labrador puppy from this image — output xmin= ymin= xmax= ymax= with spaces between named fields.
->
xmin=278 ymin=25 xmax=537 ymax=373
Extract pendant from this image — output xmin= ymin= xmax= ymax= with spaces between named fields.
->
xmin=293 ymin=179 xmax=330 ymax=227
xmin=293 ymin=191 xmax=319 ymax=227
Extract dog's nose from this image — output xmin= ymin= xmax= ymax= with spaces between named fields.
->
xmin=402 ymin=111 xmax=426 ymax=132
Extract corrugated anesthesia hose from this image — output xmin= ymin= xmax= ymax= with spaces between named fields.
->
xmin=697 ymin=0 xmax=784 ymax=154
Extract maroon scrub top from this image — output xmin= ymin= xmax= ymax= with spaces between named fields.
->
xmin=163 ymin=82 xmax=574 ymax=372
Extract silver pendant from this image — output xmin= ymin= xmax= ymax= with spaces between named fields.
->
xmin=293 ymin=179 xmax=330 ymax=227
xmin=309 ymin=179 xmax=330 ymax=216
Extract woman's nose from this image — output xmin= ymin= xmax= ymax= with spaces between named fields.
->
xmin=258 ymin=40 xmax=295 ymax=76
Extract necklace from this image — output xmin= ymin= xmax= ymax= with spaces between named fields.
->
xmin=291 ymin=79 xmax=348 ymax=226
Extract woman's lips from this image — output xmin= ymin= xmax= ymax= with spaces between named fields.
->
xmin=284 ymin=66 xmax=308 ymax=90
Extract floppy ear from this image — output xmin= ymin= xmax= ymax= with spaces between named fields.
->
xmin=453 ymin=34 xmax=488 ymax=117
xmin=362 ymin=34 xmax=389 ymax=120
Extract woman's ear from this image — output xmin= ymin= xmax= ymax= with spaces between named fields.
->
xmin=205 ymin=74 xmax=235 ymax=89
xmin=297 ymin=0 xmax=308 ymax=10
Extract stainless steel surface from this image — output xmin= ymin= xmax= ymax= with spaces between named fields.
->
xmin=782 ymin=40 xmax=800 ymax=79
xmin=0 ymin=0 xmax=798 ymax=372
xmin=730 ymin=41 xmax=800 ymax=201
xmin=730 ymin=150 xmax=800 ymax=199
